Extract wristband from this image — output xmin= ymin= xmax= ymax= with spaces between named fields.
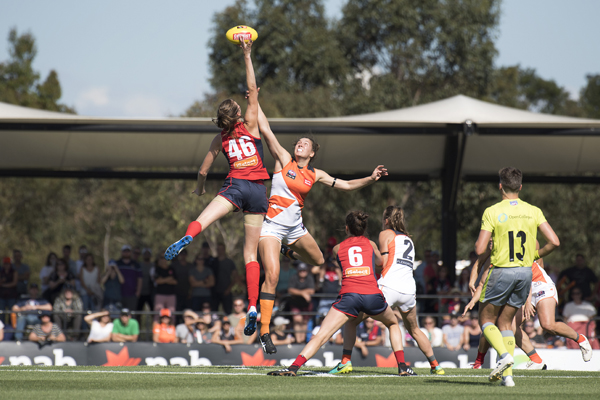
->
xmin=331 ymin=178 xmax=337 ymax=188
xmin=534 ymin=250 xmax=540 ymax=260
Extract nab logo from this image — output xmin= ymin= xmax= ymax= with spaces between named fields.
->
xmin=286 ymin=170 xmax=296 ymax=179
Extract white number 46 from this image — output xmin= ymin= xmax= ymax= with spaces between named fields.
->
xmin=228 ymin=138 xmax=256 ymax=160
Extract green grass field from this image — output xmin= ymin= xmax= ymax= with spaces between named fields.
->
xmin=1 ymin=366 xmax=598 ymax=400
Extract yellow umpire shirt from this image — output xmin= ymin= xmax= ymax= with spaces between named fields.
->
xmin=481 ymin=198 xmax=547 ymax=268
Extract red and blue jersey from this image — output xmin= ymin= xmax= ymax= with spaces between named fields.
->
xmin=336 ymin=236 xmax=382 ymax=296
xmin=221 ymin=122 xmax=270 ymax=181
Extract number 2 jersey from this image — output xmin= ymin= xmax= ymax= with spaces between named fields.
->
xmin=481 ymin=198 xmax=547 ymax=268
xmin=377 ymin=229 xmax=416 ymax=295
xmin=336 ymin=236 xmax=382 ymax=296
xmin=221 ymin=122 xmax=270 ymax=181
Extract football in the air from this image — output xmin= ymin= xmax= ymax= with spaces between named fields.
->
xmin=225 ymin=25 xmax=258 ymax=45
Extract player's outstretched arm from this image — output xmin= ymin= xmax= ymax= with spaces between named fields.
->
xmin=257 ymin=101 xmax=291 ymax=166
xmin=316 ymin=165 xmax=388 ymax=191
xmin=193 ymin=134 xmax=221 ymax=196
xmin=240 ymin=39 xmax=259 ymax=138
xmin=537 ymin=222 xmax=560 ymax=259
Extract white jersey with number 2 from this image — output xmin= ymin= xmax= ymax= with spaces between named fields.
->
xmin=377 ymin=229 xmax=416 ymax=295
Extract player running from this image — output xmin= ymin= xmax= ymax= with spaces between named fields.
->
xmin=474 ymin=167 xmax=560 ymax=387
xmin=266 ymin=211 xmax=415 ymax=376
xmin=328 ymin=206 xmax=444 ymax=375
xmin=164 ymin=39 xmax=265 ymax=335
xmin=467 ymin=241 xmax=592 ymax=370
xmin=253 ymin=102 xmax=387 ymax=353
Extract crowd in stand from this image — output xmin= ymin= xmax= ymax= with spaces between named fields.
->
xmin=0 ymin=243 xmax=598 ymax=352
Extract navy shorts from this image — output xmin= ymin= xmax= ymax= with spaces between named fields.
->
xmin=218 ymin=177 xmax=268 ymax=214
xmin=332 ymin=292 xmax=388 ymax=318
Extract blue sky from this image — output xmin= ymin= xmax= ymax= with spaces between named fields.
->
xmin=1 ymin=0 xmax=599 ymax=117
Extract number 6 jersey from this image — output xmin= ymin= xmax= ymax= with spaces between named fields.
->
xmin=221 ymin=123 xmax=270 ymax=181
xmin=336 ymin=236 xmax=382 ymax=296
xmin=481 ymin=198 xmax=547 ymax=268
xmin=377 ymin=230 xmax=416 ymax=295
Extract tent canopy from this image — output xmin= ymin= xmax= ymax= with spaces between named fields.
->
xmin=2 ymin=95 xmax=600 ymax=179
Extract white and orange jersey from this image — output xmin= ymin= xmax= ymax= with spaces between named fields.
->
xmin=531 ymin=260 xmax=554 ymax=285
xmin=377 ymin=229 xmax=416 ymax=295
xmin=266 ymin=159 xmax=316 ymax=227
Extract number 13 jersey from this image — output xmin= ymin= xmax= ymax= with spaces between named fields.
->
xmin=221 ymin=123 xmax=270 ymax=181
xmin=377 ymin=230 xmax=416 ymax=295
xmin=481 ymin=198 xmax=546 ymax=268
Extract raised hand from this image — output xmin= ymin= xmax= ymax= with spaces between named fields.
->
xmin=371 ymin=165 xmax=388 ymax=181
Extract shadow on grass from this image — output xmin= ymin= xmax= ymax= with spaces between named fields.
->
xmin=424 ymin=379 xmax=491 ymax=386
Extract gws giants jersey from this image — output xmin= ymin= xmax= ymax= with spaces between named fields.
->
xmin=266 ymin=159 xmax=316 ymax=227
xmin=377 ymin=230 xmax=416 ymax=295
xmin=337 ymin=236 xmax=382 ymax=296
xmin=221 ymin=122 xmax=270 ymax=181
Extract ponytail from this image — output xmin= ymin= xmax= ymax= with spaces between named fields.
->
xmin=383 ymin=205 xmax=409 ymax=236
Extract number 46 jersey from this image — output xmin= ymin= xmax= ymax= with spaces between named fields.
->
xmin=481 ymin=198 xmax=546 ymax=269
xmin=221 ymin=123 xmax=270 ymax=181
xmin=377 ymin=230 xmax=417 ymax=296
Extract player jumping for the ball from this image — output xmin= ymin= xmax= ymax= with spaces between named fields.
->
xmin=164 ymin=38 xmax=265 ymax=336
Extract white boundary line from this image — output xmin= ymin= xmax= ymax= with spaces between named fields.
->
xmin=1 ymin=369 xmax=599 ymax=379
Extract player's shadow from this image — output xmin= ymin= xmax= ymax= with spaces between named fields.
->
xmin=425 ymin=379 xmax=489 ymax=386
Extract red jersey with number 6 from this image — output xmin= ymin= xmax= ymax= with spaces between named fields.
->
xmin=221 ymin=122 xmax=270 ymax=181
xmin=336 ymin=236 xmax=382 ymax=296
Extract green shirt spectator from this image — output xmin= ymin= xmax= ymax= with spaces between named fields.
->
xmin=111 ymin=308 xmax=139 ymax=342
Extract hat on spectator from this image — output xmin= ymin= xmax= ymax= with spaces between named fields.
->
xmin=121 ymin=244 xmax=132 ymax=251
xmin=40 ymin=310 xmax=52 ymax=317
xmin=121 ymin=308 xmax=131 ymax=316
xmin=221 ymin=316 xmax=230 ymax=325
xmin=160 ymin=308 xmax=172 ymax=318
xmin=274 ymin=316 xmax=290 ymax=326
xmin=2 ymin=257 xmax=11 ymax=264
xmin=296 ymin=262 xmax=309 ymax=271
xmin=450 ymin=310 xmax=459 ymax=319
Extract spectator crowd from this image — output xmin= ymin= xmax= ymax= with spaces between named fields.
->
xmin=0 ymin=242 xmax=598 ymax=353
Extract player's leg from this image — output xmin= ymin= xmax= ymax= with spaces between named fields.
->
xmin=473 ymin=335 xmax=490 ymax=369
xmin=372 ymin=305 xmax=416 ymax=376
xmin=288 ymin=233 xmax=325 ymax=266
xmin=329 ymin=313 xmax=365 ymax=374
xmin=241 ymin=214 xmax=264 ymax=336
xmin=258 ymin=236 xmax=281 ymax=353
xmin=514 ymin=307 xmax=546 ymax=369
xmin=537 ymin=298 xmax=592 ymax=361
xmin=400 ymin=305 xmax=443 ymax=374
xmin=165 ymin=198 xmax=231 ymax=260
xmin=268 ymin=307 xmax=351 ymax=376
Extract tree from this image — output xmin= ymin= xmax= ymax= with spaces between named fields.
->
xmin=0 ymin=28 xmax=74 ymax=113
xmin=339 ymin=0 xmax=500 ymax=112
xmin=580 ymin=74 xmax=600 ymax=119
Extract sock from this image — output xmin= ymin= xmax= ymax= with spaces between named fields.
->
xmin=289 ymin=355 xmax=307 ymax=372
xmin=342 ymin=348 xmax=352 ymax=364
xmin=527 ymin=349 xmax=543 ymax=364
xmin=577 ymin=334 xmax=586 ymax=343
xmin=427 ymin=355 xmax=439 ymax=369
xmin=501 ymin=330 xmax=515 ymax=377
xmin=476 ymin=351 xmax=487 ymax=364
xmin=394 ymin=350 xmax=405 ymax=365
xmin=259 ymin=293 xmax=276 ymax=336
xmin=185 ymin=221 xmax=202 ymax=238
xmin=245 ymin=261 xmax=260 ymax=308
xmin=482 ymin=323 xmax=508 ymax=357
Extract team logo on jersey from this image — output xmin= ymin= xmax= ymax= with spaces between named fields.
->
xmin=286 ymin=170 xmax=296 ymax=179
xmin=345 ymin=267 xmax=370 ymax=277
xmin=233 ymin=155 xmax=258 ymax=169
xmin=510 ymin=200 xmax=518 ymax=206
xmin=304 ymin=179 xmax=312 ymax=187
xmin=498 ymin=213 xmax=508 ymax=223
